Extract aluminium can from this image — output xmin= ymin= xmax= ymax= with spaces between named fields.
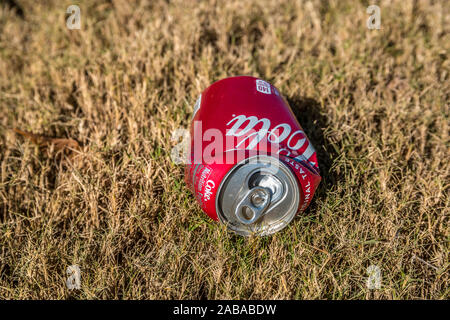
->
xmin=185 ymin=76 xmax=321 ymax=236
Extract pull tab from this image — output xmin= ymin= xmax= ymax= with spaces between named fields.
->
xmin=235 ymin=187 xmax=271 ymax=225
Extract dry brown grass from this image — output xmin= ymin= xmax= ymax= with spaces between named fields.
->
xmin=0 ymin=0 xmax=449 ymax=299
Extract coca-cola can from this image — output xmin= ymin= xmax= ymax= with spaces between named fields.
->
xmin=185 ymin=76 xmax=321 ymax=236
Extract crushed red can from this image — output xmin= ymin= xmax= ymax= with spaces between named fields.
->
xmin=185 ymin=76 xmax=321 ymax=236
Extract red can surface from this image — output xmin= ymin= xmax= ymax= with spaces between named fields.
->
xmin=185 ymin=76 xmax=321 ymax=236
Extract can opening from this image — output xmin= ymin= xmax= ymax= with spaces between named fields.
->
xmin=216 ymin=155 xmax=300 ymax=236
xmin=234 ymin=186 xmax=271 ymax=225
xmin=241 ymin=207 xmax=254 ymax=221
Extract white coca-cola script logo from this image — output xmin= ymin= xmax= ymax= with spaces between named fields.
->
xmin=204 ymin=180 xmax=215 ymax=201
xmin=225 ymin=114 xmax=316 ymax=164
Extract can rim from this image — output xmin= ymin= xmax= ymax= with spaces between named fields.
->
xmin=215 ymin=154 xmax=300 ymax=236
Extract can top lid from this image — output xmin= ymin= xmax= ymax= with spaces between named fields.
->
xmin=216 ymin=155 xmax=300 ymax=236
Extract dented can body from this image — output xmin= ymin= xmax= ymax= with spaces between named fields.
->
xmin=185 ymin=76 xmax=321 ymax=236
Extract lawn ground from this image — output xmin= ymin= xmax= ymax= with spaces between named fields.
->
xmin=0 ymin=0 xmax=448 ymax=299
